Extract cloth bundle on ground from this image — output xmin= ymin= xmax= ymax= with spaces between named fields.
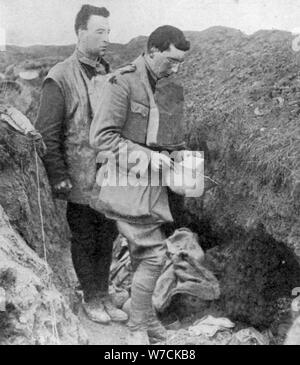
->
xmin=152 ymin=228 xmax=220 ymax=313
xmin=110 ymin=228 xmax=220 ymax=313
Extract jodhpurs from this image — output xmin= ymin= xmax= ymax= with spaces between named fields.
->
xmin=116 ymin=221 xmax=167 ymax=328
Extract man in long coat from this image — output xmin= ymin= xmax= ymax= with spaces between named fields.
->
xmin=90 ymin=25 xmax=190 ymax=343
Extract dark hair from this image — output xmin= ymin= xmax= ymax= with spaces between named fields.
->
xmin=147 ymin=25 xmax=190 ymax=52
xmin=75 ymin=4 xmax=110 ymax=35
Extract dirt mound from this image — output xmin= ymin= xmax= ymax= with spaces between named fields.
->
xmin=0 ymin=114 xmax=77 ymax=304
xmin=0 ymin=206 xmax=87 ymax=345
xmin=177 ymin=28 xmax=299 ymax=255
xmin=0 ymin=108 xmax=87 ymax=344
xmin=174 ymin=27 xmax=300 ymax=329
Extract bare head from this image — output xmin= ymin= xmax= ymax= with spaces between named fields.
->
xmin=145 ymin=25 xmax=190 ymax=79
xmin=75 ymin=4 xmax=110 ymax=59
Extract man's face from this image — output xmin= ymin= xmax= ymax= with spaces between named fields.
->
xmin=149 ymin=44 xmax=186 ymax=79
xmin=78 ymin=15 xmax=110 ymax=58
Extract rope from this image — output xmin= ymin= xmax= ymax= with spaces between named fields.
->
xmin=34 ymin=143 xmax=60 ymax=345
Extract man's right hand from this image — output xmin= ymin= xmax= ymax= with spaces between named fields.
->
xmin=53 ymin=178 xmax=73 ymax=196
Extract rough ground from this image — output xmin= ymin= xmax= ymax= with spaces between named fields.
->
xmin=180 ymin=28 xmax=300 ymax=254
xmin=0 ymin=119 xmax=77 ymax=303
xmin=79 ymin=311 xmax=128 ymax=345
xmin=0 ymin=115 xmax=83 ymax=344
xmin=0 ymin=206 xmax=86 ymax=345
xmin=177 ymin=27 xmax=300 ymax=329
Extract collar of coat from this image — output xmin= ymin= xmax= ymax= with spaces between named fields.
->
xmin=75 ymin=47 xmax=110 ymax=74
xmin=143 ymin=53 xmax=159 ymax=84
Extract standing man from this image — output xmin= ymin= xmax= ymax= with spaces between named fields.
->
xmin=90 ymin=25 xmax=190 ymax=344
xmin=36 ymin=4 xmax=127 ymax=324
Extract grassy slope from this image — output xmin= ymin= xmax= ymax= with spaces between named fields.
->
xmin=176 ymin=28 xmax=300 ymax=254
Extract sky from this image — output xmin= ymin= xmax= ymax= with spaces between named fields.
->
xmin=1 ymin=0 xmax=300 ymax=46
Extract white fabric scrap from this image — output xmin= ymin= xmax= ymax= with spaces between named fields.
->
xmin=189 ymin=315 xmax=235 ymax=338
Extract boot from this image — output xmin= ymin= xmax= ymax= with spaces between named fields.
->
xmin=147 ymin=312 xmax=167 ymax=344
xmin=127 ymin=309 xmax=150 ymax=345
xmin=82 ymin=300 xmax=111 ymax=324
xmin=103 ymin=297 xmax=129 ymax=323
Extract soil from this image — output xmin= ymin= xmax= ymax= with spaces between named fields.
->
xmin=79 ymin=309 xmax=129 ymax=345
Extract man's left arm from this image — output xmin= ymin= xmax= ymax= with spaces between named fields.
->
xmin=35 ymin=79 xmax=69 ymax=186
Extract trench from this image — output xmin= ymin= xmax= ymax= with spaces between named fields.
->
xmin=1 ymin=27 xmax=300 ymax=344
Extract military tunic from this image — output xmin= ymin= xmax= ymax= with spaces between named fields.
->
xmin=89 ymin=55 xmax=186 ymax=224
